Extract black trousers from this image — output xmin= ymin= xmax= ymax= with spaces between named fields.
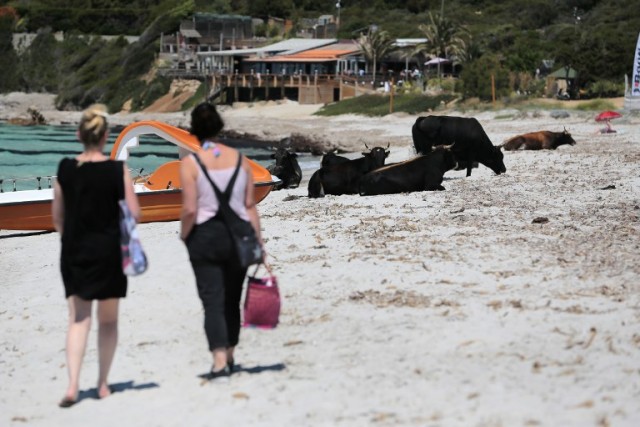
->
xmin=186 ymin=216 xmax=247 ymax=350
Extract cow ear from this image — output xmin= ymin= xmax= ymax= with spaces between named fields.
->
xmin=361 ymin=151 xmax=367 ymax=156
xmin=291 ymin=152 xmax=298 ymax=158
xmin=385 ymin=150 xmax=390 ymax=157
xmin=270 ymin=153 xmax=276 ymax=159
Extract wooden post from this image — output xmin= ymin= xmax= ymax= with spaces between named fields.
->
xmin=265 ymin=72 xmax=269 ymax=100
xmin=389 ymin=78 xmax=394 ymax=113
xmin=281 ymin=74 xmax=285 ymax=99
xmin=234 ymin=71 xmax=238 ymax=103
xmin=491 ymin=74 xmax=496 ymax=106
xmin=313 ymin=72 xmax=318 ymax=104
xmin=249 ymin=74 xmax=254 ymax=101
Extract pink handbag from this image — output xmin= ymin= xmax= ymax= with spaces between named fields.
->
xmin=243 ymin=263 xmax=280 ymax=329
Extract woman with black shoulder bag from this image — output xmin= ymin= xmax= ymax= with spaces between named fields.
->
xmin=180 ymin=102 xmax=265 ymax=382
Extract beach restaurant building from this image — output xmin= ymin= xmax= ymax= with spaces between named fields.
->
xmin=194 ymin=38 xmax=344 ymax=74
xmin=188 ymin=37 xmax=431 ymax=104
xmin=193 ymin=39 xmax=367 ymax=104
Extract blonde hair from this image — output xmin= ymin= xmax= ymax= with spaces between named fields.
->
xmin=78 ymin=104 xmax=108 ymax=147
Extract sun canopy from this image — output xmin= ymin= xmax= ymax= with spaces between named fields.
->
xmin=424 ymin=57 xmax=450 ymax=65
xmin=595 ymin=111 xmax=622 ymax=122
xmin=549 ymin=67 xmax=578 ymax=79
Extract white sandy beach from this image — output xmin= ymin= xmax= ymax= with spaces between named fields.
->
xmin=1 ymin=93 xmax=640 ymax=426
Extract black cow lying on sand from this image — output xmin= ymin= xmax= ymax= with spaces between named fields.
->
xmin=267 ymin=147 xmax=302 ymax=189
xmin=359 ymin=145 xmax=457 ymax=196
xmin=501 ymin=128 xmax=576 ymax=151
xmin=321 ymin=151 xmax=350 ymax=168
xmin=308 ymin=144 xmax=390 ymax=198
xmin=412 ymin=115 xmax=506 ymax=177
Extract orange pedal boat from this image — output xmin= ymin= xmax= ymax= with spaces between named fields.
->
xmin=0 ymin=121 xmax=279 ymax=231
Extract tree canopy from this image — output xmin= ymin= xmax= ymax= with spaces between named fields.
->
xmin=1 ymin=0 xmax=636 ymax=104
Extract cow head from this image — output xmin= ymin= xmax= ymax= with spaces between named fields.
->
xmin=433 ymin=143 xmax=459 ymax=171
xmin=363 ymin=143 xmax=390 ymax=169
xmin=558 ymin=127 xmax=577 ymax=146
xmin=270 ymin=147 xmax=297 ymax=165
xmin=485 ymin=145 xmax=507 ymax=175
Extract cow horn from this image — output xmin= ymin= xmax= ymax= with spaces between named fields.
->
xmin=386 ymin=142 xmax=390 ymax=149
xmin=364 ymin=142 xmax=370 ymax=150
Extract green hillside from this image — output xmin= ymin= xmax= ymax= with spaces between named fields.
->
xmin=0 ymin=0 xmax=637 ymax=110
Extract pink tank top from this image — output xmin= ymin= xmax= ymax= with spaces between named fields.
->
xmin=195 ymin=164 xmax=250 ymax=224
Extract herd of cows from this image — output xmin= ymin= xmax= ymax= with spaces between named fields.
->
xmin=265 ymin=115 xmax=577 ymax=197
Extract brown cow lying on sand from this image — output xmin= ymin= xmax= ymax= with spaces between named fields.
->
xmin=501 ymin=128 xmax=576 ymax=151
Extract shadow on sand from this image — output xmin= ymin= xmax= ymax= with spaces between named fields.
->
xmin=198 ymin=363 xmax=286 ymax=380
xmin=71 ymin=380 xmax=160 ymax=406
xmin=0 ymin=230 xmax=53 ymax=239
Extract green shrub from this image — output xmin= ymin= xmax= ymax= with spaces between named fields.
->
xmin=0 ymin=16 xmax=20 ymax=93
xmin=574 ymin=99 xmax=618 ymax=112
xmin=424 ymin=77 xmax=458 ymax=94
xmin=18 ymin=30 xmax=60 ymax=92
xmin=128 ymin=76 xmax=173 ymax=111
xmin=268 ymin=25 xmax=281 ymax=38
xmin=460 ymin=54 xmax=510 ymax=101
xmin=254 ymin=23 xmax=268 ymax=37
xmin=181 ymin=82 xmax=206 ymax=111
xmin=584 ymin=80 xmax=624 ymax=98
xmin=315 ymin=93 xmax=457 ymax=117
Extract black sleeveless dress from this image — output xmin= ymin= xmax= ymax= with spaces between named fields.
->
xmin=57 ymin=158 xmax=127 ymax=300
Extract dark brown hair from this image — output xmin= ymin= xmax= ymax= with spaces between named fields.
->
xmin=190 ymin=102 xmax=224 ymax=143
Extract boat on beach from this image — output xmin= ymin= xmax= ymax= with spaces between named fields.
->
xmin=0 ymin=120 xmax=279 ymax=231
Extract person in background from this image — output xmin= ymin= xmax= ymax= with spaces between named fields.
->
xmin=52 ymin=104 xmax=140 ymax=407
xmin=180 ymin=102 xmax=264 ymax=382
xmin=602 ymin=119 xmax=616 ymax=134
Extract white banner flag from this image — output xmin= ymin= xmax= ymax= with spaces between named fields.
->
xmin=633 ymin=32 xmax=640 ymax=97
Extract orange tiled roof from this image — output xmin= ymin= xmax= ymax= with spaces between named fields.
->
xmin=245 ymin=43 xmax=361 ymax=62
xmin=284 ymin=48 xmax=359 ymax=59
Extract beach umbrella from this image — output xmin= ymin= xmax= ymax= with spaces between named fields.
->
xmin=424 ymin=57 xmax=451 ymax=82
xmin=595 ymin=111 xmax=622 ymax=122
xmin=424 ymin=57 xmax=450 ymax=65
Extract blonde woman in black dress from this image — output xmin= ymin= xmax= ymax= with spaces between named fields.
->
xmin=52 ymin=104 xmax=140 ymax=407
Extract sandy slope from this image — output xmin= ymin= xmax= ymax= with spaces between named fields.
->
xmin=1 ymin=92 xmax=639 ymax=426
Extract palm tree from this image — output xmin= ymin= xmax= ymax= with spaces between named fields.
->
xmin=357 ymin=27 xmax=396 ymax=85
xmin=451 ymin=37 xmax=481 ymax=66
xmin=416 ymin=12 xmax=468 ymax=80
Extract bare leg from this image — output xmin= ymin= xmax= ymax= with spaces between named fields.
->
xmin=212 ymin=347 xmax=227 ymax=372
xmin=62 ymin=296 xmax=93 ymax=403
xmin=226 ymin=346 xmax=236 ymax=371
xmin=96 ymin=298 xmax=119 ymax=398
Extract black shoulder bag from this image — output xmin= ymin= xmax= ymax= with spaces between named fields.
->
xmin=193 ymin=153 xmax=263 ymax=268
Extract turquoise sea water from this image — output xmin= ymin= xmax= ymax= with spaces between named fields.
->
xmin=0 ymin=122 xmax=320 ymax=191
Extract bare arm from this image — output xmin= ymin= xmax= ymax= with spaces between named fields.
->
xmin=180 ymin=156 xmax=198 ymax=241
xmin=123 ymin=165 xmax=141 ymax=222
xmin=52 ymin=180 xmax=64 ymax=234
